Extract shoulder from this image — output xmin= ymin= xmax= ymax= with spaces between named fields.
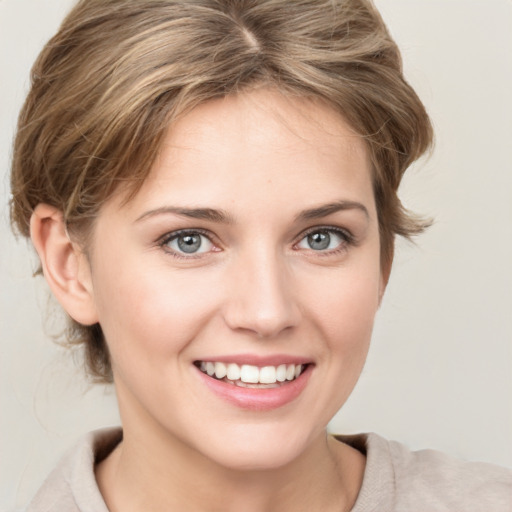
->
xmin=384 ymin=435 xmax=512 ymax=511
xmin=25 ymin=427 xmax=121 ymax=512
xmin=337 ymin=433 xmax=512 ymax=512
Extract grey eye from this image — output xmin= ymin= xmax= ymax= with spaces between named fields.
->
xmin=166 ymin=232 xmax=213 ymax=254
xmin=178 ymin=234 xmax=202 ymax=253
xmin=297 ymin=229 xmax=346 ymax=251
xmin=307 ymin=231 xmax=330 ymax=250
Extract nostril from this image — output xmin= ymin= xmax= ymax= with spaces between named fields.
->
xmin=222 ymin=297 xmax=301 ymax=339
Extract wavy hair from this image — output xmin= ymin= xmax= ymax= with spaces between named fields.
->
xmin=10 ymin=0 xmax=433 ymax=382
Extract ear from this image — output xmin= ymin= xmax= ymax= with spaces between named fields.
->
xmin=30 ymin=204 xmax=99 ymax=325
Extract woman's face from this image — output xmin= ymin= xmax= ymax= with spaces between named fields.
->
xmin=85 ymin=89 xmax=384 ymax=470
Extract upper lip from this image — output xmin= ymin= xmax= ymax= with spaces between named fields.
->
xmin=194 ymin=354 xmax=313 ymax=367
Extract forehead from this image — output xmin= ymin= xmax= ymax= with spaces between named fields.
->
xmin=168 ymin=89 xmax=364 ymax=153
xmin=112 ymin=89 xmax=374 ymax=218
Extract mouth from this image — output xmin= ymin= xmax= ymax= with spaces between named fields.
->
xmin=194 ymin=361 xmax=309 ymax=389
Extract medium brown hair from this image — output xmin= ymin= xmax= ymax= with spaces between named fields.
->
xmin=10 ymin=0 xmax=433 ymax=382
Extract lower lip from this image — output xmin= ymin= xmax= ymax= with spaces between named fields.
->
xmin=196 ymin=365 xmax=313 ymax=411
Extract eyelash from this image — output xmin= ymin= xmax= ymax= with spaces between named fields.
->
xmin=157 ymin=226 xmax=355 ymax=259
xmin=157 ymin=229 xmax=219 ymax=259
xmin=293 ymin=226 xmax=355 ymax=256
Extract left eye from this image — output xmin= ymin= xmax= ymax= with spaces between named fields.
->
xmin=296 ymin=229 xmax=346 ymax=251
xmin=164 ymin=232 xmax=214 ymax=255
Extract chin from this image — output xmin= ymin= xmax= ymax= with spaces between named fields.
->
xmin=196 ymin=422 xmax=321 ymax=472
xmin=209 ymin=444 xmax=303 ymax=472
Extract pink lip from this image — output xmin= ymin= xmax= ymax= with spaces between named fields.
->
xmin=195 ymin=363 xmax=313 ymax=411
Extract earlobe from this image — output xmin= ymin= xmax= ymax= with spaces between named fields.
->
xmin=30 ymin=204 xmax=98 ymax=325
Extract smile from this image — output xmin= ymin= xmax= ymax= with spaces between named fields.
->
xmin=195 ymin=361 xmax=306 ymax=388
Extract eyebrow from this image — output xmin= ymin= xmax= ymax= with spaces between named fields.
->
xmin=135 ymin=206 xmax=234 ymax=224
xmin=135 ymin=200 xmax=368 ymax=224
xmin=295 ymin=201 xmax=369 ymax=222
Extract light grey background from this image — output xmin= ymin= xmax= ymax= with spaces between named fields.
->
xmin=1 ymin=0 xmax=511 ymax=509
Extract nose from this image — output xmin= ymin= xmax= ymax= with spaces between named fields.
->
xmin=222 ymin=249 xmax=301 ymax=339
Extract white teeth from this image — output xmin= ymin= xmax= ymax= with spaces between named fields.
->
xmin=206 ymin=362 xmax=215 ymax=376
xmin=214 ymin=362 xmax=227 ymax=379
xmin=259 ymin=366 xmax=277 ymax=384
xmin=276 ymin=364 xmax=287 ymax=382
xmin=199 ymin=361 xmax=305 ymax=384
xmin=226 ymin=363 xmax=241 ymax=381
xmin=240 ymin=365 xmax=259 ymax=383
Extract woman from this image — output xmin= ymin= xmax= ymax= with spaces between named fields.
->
xmin=8 ymin=0 xmax=511 ymax=511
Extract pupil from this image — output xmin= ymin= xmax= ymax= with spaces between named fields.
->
xmin=178 ymin=234 xmax=201 ymax=253
xmin=308 ymin=231 xmax=330 ymax=250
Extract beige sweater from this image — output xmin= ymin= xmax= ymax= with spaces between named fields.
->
xmin=26 ymin=427 xmax=512 ymax=511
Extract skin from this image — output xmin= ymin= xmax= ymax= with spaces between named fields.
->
xmin=32 ymin=89 xmax=387 ymax=511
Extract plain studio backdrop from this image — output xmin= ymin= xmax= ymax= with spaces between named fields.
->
xmin=1 ymin=0 xmax=511 ymax=509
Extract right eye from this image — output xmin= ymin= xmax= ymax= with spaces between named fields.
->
xmin=161 ymin=230 xmax=216 ymax=256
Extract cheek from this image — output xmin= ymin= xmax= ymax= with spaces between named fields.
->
xmin=297 ymin=262 xmax=381 ymax=425
xmin=91 ymin=258 xmax=219 ymax=362
xmin=300 ymin=262 xmax=381 ymax=348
